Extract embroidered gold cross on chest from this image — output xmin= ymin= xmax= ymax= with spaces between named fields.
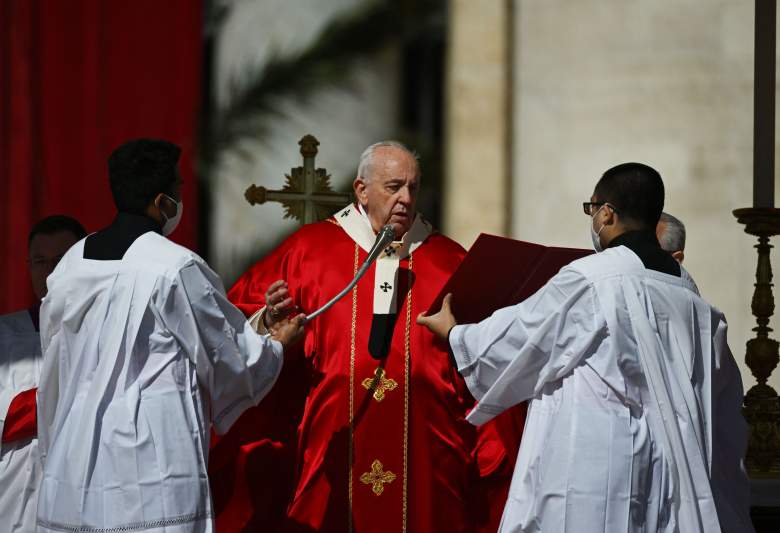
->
xmin=359 ymin=459 xmax=396 ymax=496
xmin=361 ymin=367 xmax=398 ymax=402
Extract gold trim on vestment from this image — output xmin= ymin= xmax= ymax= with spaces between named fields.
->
xmin=402 ymin=254 xmax=412 ymax=533
xmin=348 ymin=243 xmax=358 ymax=532
xmin=347 ymin=248 xmax=413 ymax=531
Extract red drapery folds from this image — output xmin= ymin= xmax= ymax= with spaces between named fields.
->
xmin=0 ymin=0 xmax=202 ymax=314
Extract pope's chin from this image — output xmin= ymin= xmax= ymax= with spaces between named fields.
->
xmin=388 ymin=215 xmax=411 ymax=238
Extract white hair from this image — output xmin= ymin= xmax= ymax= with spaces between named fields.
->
xmin=658 ymin=212 xmax=686 ymax=253
xmin=356 ymin=141 xmax=420 ymax=182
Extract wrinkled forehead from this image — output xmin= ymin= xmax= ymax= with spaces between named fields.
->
xmin=371 ymin=147 xmax=420 ymax=181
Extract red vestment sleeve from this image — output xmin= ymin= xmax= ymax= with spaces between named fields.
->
xmin=472 ymin=405 xmax=527 ymax=532
xmin=209 ymin=230 xmax=311 ymax=532
xmin=2 ymin=387 xmax=37 ymax=443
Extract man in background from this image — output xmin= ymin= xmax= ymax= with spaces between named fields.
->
xmin=656 ymin=211 xmax=685 ymax=263
xmin=0 ymin=215 xmax=86 ymax=532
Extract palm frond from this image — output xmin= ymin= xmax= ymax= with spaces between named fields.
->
xmin=203 ymin=0 xmax=440 ymax=169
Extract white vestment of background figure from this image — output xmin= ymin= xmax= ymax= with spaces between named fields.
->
xmin=0 ymin=309 xmax=42 ymax=532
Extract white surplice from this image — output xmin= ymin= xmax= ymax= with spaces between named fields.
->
xmin=0 ymin=309 xmax=42 ymax=532
xmin=450 ymin=245 xmax=752 ymax=533
xmin=36 ymin=233 xmax=284 ymax=533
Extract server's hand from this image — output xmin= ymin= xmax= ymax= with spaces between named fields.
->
xmin=270 ymin=313 xmax=306 ymax=348
xmin=417 ymin=293 xmax=456 ymax=341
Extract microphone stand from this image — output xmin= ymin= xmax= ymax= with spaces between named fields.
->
xmin=304 ymin=224 xmax=395 ymax=324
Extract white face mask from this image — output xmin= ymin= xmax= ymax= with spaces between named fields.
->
xmin=589 ymin=204 xmax=606 ymax=252
xmin=159 ymin=194 xmax=183 ymax=236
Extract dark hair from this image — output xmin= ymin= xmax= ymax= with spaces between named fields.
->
xmin=108 ymin=138 xmax=181 ymax=213
xmin=594 ymin=162 xmax=664 ymax=229
xmin=28 ymin=215 xmax=87 ymax=247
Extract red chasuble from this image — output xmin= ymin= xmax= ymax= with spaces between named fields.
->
xmin=209 ymin=212 xmax=518 ymax=532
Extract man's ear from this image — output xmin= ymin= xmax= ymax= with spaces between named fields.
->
xmin=672 ymin=250 xmax=684 ymax=263
xmin=353 ymin=177 xmax=368 ymax=204
xmin=146 ymin=193 xmax=168 ymax=224
xmin=603 ymin=205 xmax=618 ymax=227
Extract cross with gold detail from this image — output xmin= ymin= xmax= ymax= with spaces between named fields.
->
xmin=359 ymin=460 xmax=396 ymax=496
xmin=361 ymin=367 xmax=398 ymax=402
xmin=244 ymin=134 xmax=354 ymax=224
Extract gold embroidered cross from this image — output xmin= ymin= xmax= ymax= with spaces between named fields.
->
xmin=359 ymin=459 xmax=396 ymax=496
xmin=361 ymin=367 xmax=398 ymax=402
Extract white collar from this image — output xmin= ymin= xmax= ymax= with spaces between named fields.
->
xmin=336 ymin=203 xmax=431 ymax=259
xmin=335 ymin=203 xmax=432 ymax=314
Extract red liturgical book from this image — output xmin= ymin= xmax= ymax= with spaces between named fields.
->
xmin=429 ymin=234 xmax=593 ymax=323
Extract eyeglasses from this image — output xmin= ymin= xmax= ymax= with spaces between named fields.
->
xmin=582 ymin=202 xmax=618 ymax=216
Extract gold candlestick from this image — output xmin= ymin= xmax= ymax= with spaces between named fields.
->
xmin=733 ymin=207 xmax=780 ymax=474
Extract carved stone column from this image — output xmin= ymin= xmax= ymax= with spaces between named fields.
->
xmin=733 ymin=207 xmax=780 ymax=475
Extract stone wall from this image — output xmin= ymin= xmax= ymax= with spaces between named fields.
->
xmin=510 ymin=0 xmax=774 ymax=391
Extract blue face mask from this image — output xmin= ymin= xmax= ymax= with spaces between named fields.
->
xmin=590 ymin=204 xmax=606 ymax=252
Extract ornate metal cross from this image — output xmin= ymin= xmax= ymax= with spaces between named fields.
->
xmin=245 ymin=134 xmax=353 ymax=224
xmin=359 ymin=459 xmax=396 ymax=496
xmin=361 ymin=367 xmax=398 ymax=402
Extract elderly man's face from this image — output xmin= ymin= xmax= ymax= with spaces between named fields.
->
xmin=353 ymin=146 xmax=420 ymax=238
xmin=29 ymin=231 xmax=81 ymax=300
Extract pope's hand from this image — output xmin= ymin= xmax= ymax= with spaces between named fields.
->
xmin=270 ymin=313 xmax=307 ymax=348
xmin=264 ymin=279 xmax=296 ymax=328
xmin=416 ymin=293 xmax=457 ymax=341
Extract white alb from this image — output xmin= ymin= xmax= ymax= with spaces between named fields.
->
xmin=37 ymin=233 xmax=283 ymax=532
xmin=451 ymin=245 xmax=752 ymax=533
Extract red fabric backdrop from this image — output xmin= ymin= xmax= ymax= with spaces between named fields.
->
xmin=0 ymin=0 xmax=202 ymax=314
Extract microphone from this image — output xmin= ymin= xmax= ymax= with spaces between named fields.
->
xmin=304 ymin=224 xmax=395 ymax=323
